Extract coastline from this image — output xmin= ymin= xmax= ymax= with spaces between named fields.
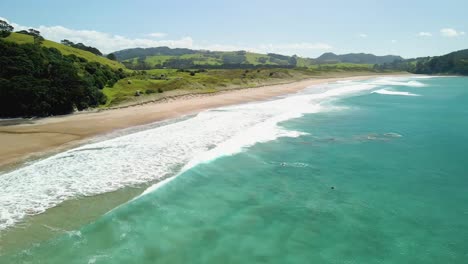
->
xmin=0 ymin=73 xmax=412 ymax=255
xmin=0 ymin=74 xmax=407 ymax=172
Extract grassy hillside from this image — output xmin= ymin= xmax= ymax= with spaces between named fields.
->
xmin=102 ymin=65 xmax=386 ymax=107
xmin=122 ymin=51 xmax=315 ymax=69
xmin=116 ymin=48 xmax=312 ymax=70
xmin=115 ymin=47 xmax=403 ymax=70
xmin=375 ymin=49 xmax=468 ymax=75
xmin=102 ymin=68 xmax=303 ymax=107
xmin=1 ymin=32 xmax=400 ymax=113
xmin=4 ymin=33 xmax=125 ymax=70
xmin=0 ymin=37 xmax=126 ymax=117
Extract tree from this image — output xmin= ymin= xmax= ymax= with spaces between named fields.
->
xmin=61 ymin=39 xmax=74 ymax=46
xmin=0 ymin=40 xmax=126 ymax=117
xmin=0 ymin=19 xmax=14 ymax=38
xmin=16 ymin=28 xmax=44 ymax=45
xmin=106 ymin=53 xmax=117 ymax=61
xmin=27 ymin=28 xmax=41 ymax=38
xmin=289 ymin=55 xmax=298 ymax=66
xmin=60 ymin=39 xmax=103 ymax=56
xmin=34 ymin=35 xmax=44 ymax=45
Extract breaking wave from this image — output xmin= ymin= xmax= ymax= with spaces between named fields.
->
xmin=372 ymin=89 xmax=420 ymax=96
xmin=0 ymin=78 xmax=407 ymax=231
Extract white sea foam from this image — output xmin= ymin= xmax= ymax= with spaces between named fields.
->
xmin=0 ymin=80 xmax=380 ymax=230
xmin=372 ymin=89 xmax=420 ymax=96
xmin=371 ymin=77 xmax=426 ymax=87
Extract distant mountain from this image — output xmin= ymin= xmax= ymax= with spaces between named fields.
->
xmin=112 ymin=47 xmax=310 ymax=70
xmin=112 ymin=47 xmax=404 ymax=70
xmin=113 ymin=47 xmax=198 ymax=61
xmin=315 ymin=52 xmax=403 ymax=64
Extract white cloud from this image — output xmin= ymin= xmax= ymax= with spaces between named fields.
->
xmin=256 ymin=43 xmax=332 ymax=55
xmin=38 ymin=26 xmax=193 ymax=53
xmin=10 ymin=23 xmax=194 ymax=53
xmin=418 ymin=32 xmax=432 ymax=37
xmin=391 ymin=39 xmax=397 ymax=43
xmin=3 ymin=17 xmax=332 ymax=56
xmin=146 ymin=32 xmax=167 ymax=38
xmin=440 ymin=28 xmax=465 ymax=37
xmin=358 ymin=33 xmax=368 ymax=38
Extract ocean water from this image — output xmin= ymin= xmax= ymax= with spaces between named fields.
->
xmin=1 ymin=76 xmax=468 ymax=263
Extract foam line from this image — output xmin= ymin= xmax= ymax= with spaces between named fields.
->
xmin=0 ymin=78 xmax=391 ymax=230
xmin=372 ymin=89 xmax=420 ymax=96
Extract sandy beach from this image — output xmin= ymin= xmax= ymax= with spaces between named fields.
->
xmin=0 ymin=75 xmax=394 ymax=171
xmin=0 ymin=73 xmax=411 ymax=254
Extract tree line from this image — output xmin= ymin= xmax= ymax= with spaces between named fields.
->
xmin=0 ymin=39 xmax=125 ymax=117
xmin=374 ymin=49 xmax=468 ymax=75
xmin=0 ymin=19 xmax=126 ymax=117
xmin=61 ymin=39 xmax=103 ymax=56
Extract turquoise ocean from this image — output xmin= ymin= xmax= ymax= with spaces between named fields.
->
xmin=1 ymin=76 xmax=468 ymax=263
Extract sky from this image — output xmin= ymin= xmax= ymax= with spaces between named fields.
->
xmin=0 ymin=0 xmax=467 ymax=58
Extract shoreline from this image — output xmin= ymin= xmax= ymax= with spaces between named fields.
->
xmin=0 ymin=74 xmax=408 ymax=172
xmin=0 ymin=73 xmax=412 ymax=254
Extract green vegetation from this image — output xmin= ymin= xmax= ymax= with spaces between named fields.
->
xmin=106 ymin=53 xmax=117 ymax=61
xmin=102 ymin=65 xmax=384 ymax=107
xmin=0 ymin=19 xmax=14 ymax=38
xmin=60 ymin=39 xmax=102 ymax=56
xmin=0 ymin=39 xmax=125 ymax=117
xmin=375 ymin=49 xmax=468 ymax=75
xmin=316 ymin=52 xmax=403 ymax=64
xmin=116 ymin=47 xmax=402 ymax=70
xmin=4 ymin=33 xmax=124 ymax=70
xmin=0 ymin=20 xmax=401 ymax=117
xmin=309 ymin=63 xmax=375 ymax=71
xmin=117 ymin=48 xmax=302 ymax=70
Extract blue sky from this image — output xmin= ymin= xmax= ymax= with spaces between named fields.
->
xmin=1 ymin=0 xmax=467 ymax=58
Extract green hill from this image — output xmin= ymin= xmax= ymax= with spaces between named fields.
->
xmin=316 ymin=52 xmax=403 ymax=64
xmin=113 ymin=47 xmax=401 ymax=70
xmin=4 ymin=32 xmax=125 ymax=70
xmin=375 ymin=49 xmax=468 ymax=75
xmin=0 ymin=34 xmax=126 ymax=117
xmin=113 ymin=47 xmax=314 ymax=70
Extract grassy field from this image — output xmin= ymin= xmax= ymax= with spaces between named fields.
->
xmin=122 ymin=51 xmax=305 ymax=68
xmin=308 ymin=63 xmax=375 ymax=71
xmin=102 ymin=68 xmax=304 ymax=107
xmin=101 ymin=66 xmax=389 ymax=108
xmin=4 ymin=33 xmax=125 ymax=70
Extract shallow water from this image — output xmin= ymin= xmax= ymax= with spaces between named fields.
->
xmin=1 ymin=76 xmax=468 ymax=263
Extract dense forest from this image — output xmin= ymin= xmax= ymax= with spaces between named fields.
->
xmin=0 ymin=39 xmax=125 ymax=117
xmin=374 ymin=49 xmax=468 ymax=75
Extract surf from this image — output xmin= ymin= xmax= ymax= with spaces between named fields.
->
xmin=0 ymin=77 xmax=412 ymax=231
xmin=372 ymin=89 xmax=421 ymax=96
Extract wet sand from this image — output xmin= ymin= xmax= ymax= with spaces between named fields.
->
xmin=0 ymin=74 xmax=410 ymax=254
xmin=0 ymin=75 xmax=390 ymax=171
